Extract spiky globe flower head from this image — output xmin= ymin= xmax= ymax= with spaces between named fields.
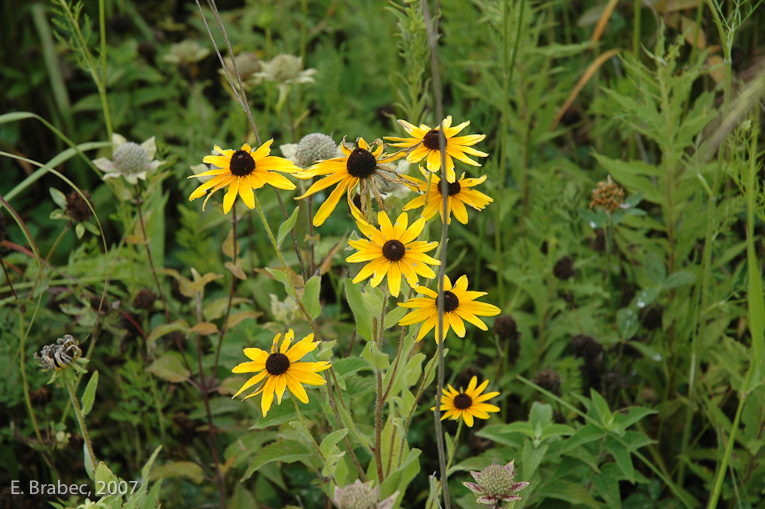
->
xmin=93 ymin=134 xmax=164 ymax=184
xmin=463 ymin=461 xmax=530 ymax=507
xmin=296 ymin=133 xmax=339 ymax=168
xmin=331 ymin=480 xmax=398 ymax=509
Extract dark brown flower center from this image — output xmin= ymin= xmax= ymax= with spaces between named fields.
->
xmin=436 ymin=180 xmax=461 ymax=196
xmin=382 ymin=239 xmax=406 ymax=261
xmin=442 ymin=290 xmax=459 ymax=312
xmin=346 ymin=148 xmax=377 ymax=178
xmin=422 ymin=129 xmax=443 ymax=150
xmin=230 ymin=150 xmax=256 ymax=176
xmin=453 ymin=393 xmax=472 ymax=410
xmin=265 ymin=352 xmax=290 ymax=375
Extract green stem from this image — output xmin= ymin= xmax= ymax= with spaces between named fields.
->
xmin=64 ymin=373 xmax=97 ymax=475
xmin=291 ymin=397 xmax=325 ymax=462
xmin=98 ymin=0 xmax=110 ymax=139
xmin=632 ymin=0 xmax=641 ymax=58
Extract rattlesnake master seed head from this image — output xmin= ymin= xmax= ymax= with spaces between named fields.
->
xmin=113 ymin=142 xmax=148 ymax=174
xmin=463 ymin=461 xmax=530 ymax=507
xmin=296 ymin=133 xmax=337 ymax=167
xmin=478 ymin=464 xmax=516 ymax=496
xmin=331 ymin=480 xmax=398 ymax=509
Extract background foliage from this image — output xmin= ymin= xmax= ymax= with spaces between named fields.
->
xmin=1 ymin=0 xmax=764 ymax=508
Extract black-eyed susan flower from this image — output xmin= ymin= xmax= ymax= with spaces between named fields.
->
xmin=296 ymin=138 xmax=403 ymax=226
xmin=432 ymin=376 xmax=500 ymax=427
xmin=189 ymin=140 xmax=299 ymax=214
xmin=386 ymin=116 xmax=488 ymax=183
xmin=231 ymin=329 xmax=331 ymax=417
xmin=398 ymin=275 xmax=501 ymax=342
xmin=403 ymin=168 xmax=493 ymax=224
xmin=463 ymin=461 xmax=530 ymax=507
xmin=347 ymin=210 xmax=440 ymax=298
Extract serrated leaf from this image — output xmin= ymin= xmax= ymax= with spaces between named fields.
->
xmin=529 ymin=402 xmax=553 ymax=428
xmin=541 ymin=423 xmax=576 ymax=440
xmin=593 ymin=462 xmax=622 ymax=509
xmin=81 ymin=371 xmax=98 ymax=416
xmin=240 ymin=440 xmax=312 ymax=481
xmin=591 ymin=389 xmax=613 ymax=425
xmin=614 ymin=406 xmax=658 ymax=429
xmin=302 ymin=275 xmax=322 ymax=319
xmin=276 ymin=207 xmax=300 ymax=247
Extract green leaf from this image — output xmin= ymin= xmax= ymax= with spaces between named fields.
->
xmin=345 ymin=279 xmax=372 ymax=341
xmin=644 ymin=252 xmax=666 ymax=284
xmin=276 ymin=207 xmax=300 ymax=247
xmin=81 ymin=371 xmax=98 ymax=416
xmin=617 ymin=308 xmax=639 ymax=339
xmin=379 ymin=449 xmax=421 ymax=505
xmin=604 ymin=435 xmax=635 ymax=482
xmin=563 ymin=424 xmax=606 ymax=452
xmin=75 ymin=222 xmax=85 ymax=239
xmin=614 ymin=406 xmax=658 ymax=429
xmin=662 ymin=270 xmax=696 ymax=290
xmin=541 ymin=423 xmax=576 ymax=440
xmin=521 ymin=441 xmax=548 ymax=481
xmin=147 ymin=321 xmax=189 ymax=345
xmin=545 ymin=480 xmax=601 ymax=508
xmin=49 ymin=187 xmax=67 ymax=209
xmin=151 ymin=461 xmax=205 ymax=484
xmin=302 ymin=275 xmax=322 ymax=319
xmin=591 ymin=389 xmax=613 ymax=426
xmin=361 ymin=342 xmax=390 ymax=371
xmin=500 ymin=421 xmax=535 ymax=438
xmin=319 ymin=429 xmax=348 ymax=459
xmin=593 ymin=463 xmax=622 ymax=509
xmin=529 ymin=402 xmax=553 ymax=428
xmin=145 ymin=354 xmax=190 ymax=383
xmin=267 ymin=268 xmax=298 ymax=298
xmin=240 ymin=440 xmax=312 ymax=481
xmin=95 ymin=462 xmax=118 ymax=490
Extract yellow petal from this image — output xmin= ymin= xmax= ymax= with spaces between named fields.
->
xmin=223 ymin=177 xmax=240 ymax=214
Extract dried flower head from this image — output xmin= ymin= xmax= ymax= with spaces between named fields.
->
xmin=493 ymin=314 xmax=519 ymax=342
xmin=332 ymin=480 xmax=398 ymax=509
xmin=463 ymin=461 xmax=530 ymax=507
xmin=34 ymin=334 xmax=82 ymax=371
xmin=133 ymin=289 xmax=157 ymax=310
xmin=94 ymin=134 xmax=164 ymax=184
xmin=589 ymin=175 xmax=626 ymax=214
xmin=163 ymin=39 xmax=210 ymax=66
xmin=553 ymin=256 xmax=575 ymax=281
xmin=571 ymin=334 xmax=604 ymax=364
xmin=64 ymin=191 xmax=93 ymax=223
xmin=532 ymin=369 xmax=562 ymax=395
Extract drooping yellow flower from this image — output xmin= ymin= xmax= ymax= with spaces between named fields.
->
xmin=398 ymin=275 xmax=501 ymax=343
xmin=347 ymin=210 xmax=440 ymax=298
xmin=386 ymin=116 xmax=488 ymax=183
xmin=403 ymin=168 xmax=493 ymax=224
xmin=296 ymin=138 xmax=402 ymax=226
xmin=189 ymin=140 xmax=299 ymax=214
xmin=431 ymin=376 xmax=500 ymax=427
xmin=232 ymin=329 xmax=331 ymax=417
